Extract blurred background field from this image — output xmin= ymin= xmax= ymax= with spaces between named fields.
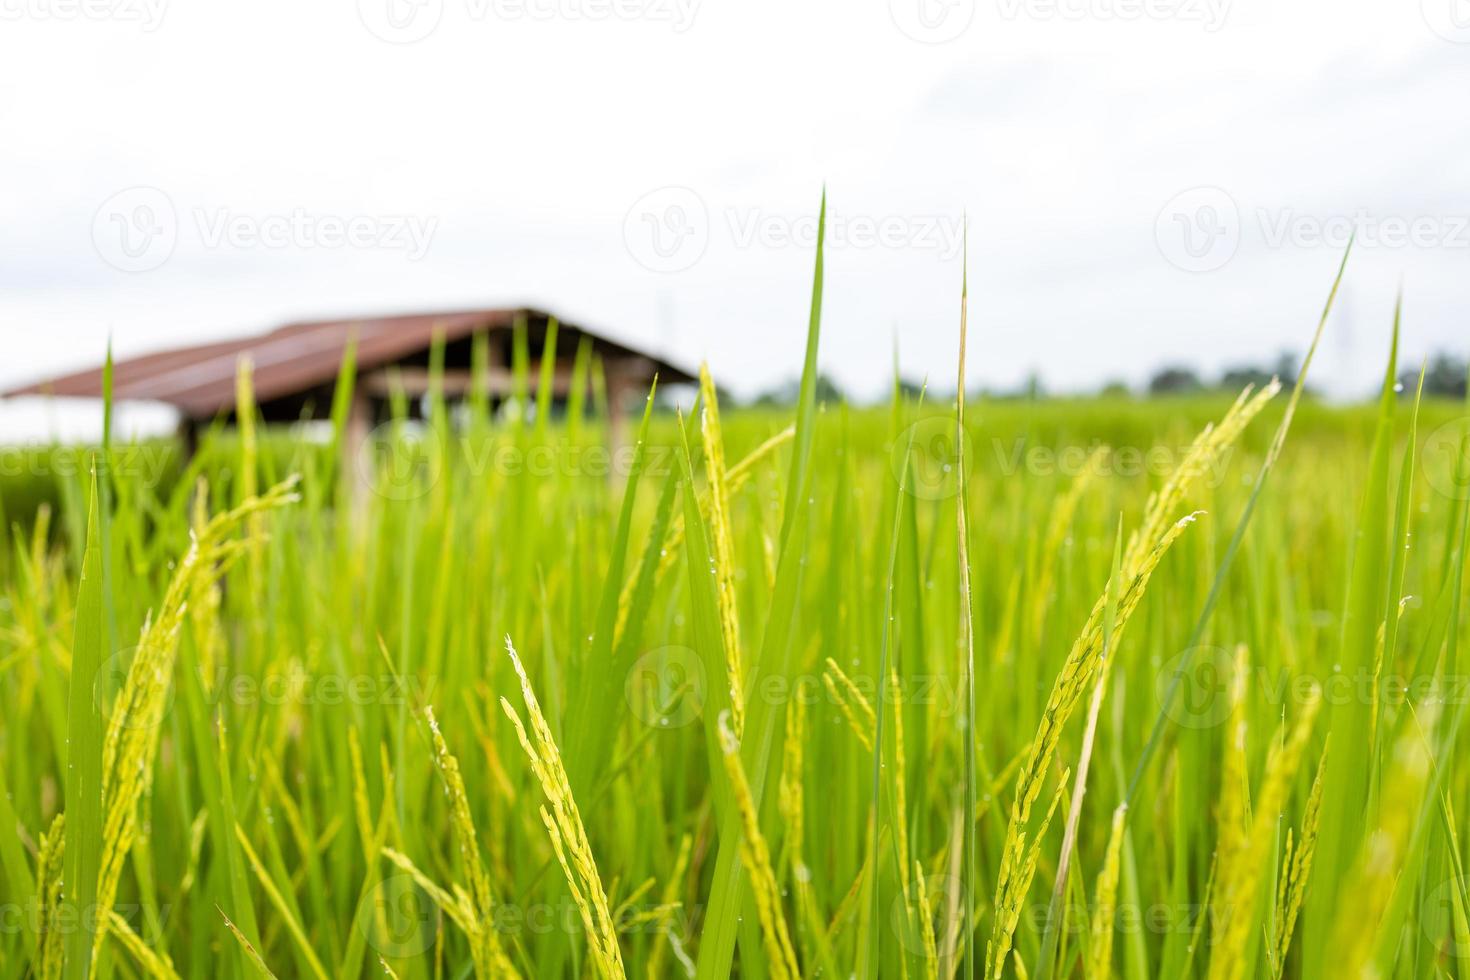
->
xmin=2 ymin=351 xmax=1468 ymax=976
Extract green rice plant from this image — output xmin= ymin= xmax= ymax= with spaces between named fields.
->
xmin=1269 ymin=739 xmax=1326 ymax=980
xmin=717 ymin=710 xmax=800 ymax=979
xmin=985 ymin=385 xmax=1277 ymax=979
xmin=3 ymin=223 xmax=1469 ymax=980
xmin=417 ymin=703 xmax=519 ymax=978
xmin=501 ymin=638 xmax=624 ymax=979
xmin=1086 ymin=803 xmax=1127 ymax=978
xmin=61 ymin=472 xmax=104 ymax=980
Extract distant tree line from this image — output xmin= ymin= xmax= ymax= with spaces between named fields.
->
xmin=1141 ymin=352 xmax=1305 ymax=397
xmin=1398 ymin=353 xmax=1470 ymax=400
xmin=703 ymin=352 xmax=1468 ymax=409
xmin=1125 ymin=351 xmax=1467 ymax=400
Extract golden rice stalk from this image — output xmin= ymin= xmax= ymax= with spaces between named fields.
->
xmin=379 ymin=848 xmax=474 ymax=933
xmin=779 ymin=695 xmax=808 ymax=873
xmin=178 ymin=810 xmax=209 ymax=897
xmin=1217 ymin=646 xmax=1252 ymax=866
xmin=985 ymin=385 xmax=1277 ymax=980
xmin=233 ymin=824 xmax=330 ymax=980
xmin=718 ymin=710 xmax=801 ymax=980
xmin=986 ymin=768 xmax=1068 ymax=980
xmin=500 ymin=637 xmax=626 ymax=980
xmin=219 ymin=907 xmax=279 ymax=979
xmin=422 ymin=707 xmax=519 ymax=979
xmin=348 ymin=726 xmax=376 ymax=861
xmin=1122 ymin=382 xmax=1279 ymax=568
xmin=618 ymin=426 xmax=795 ymax=633
xmin=939 ymin=801 xmax=965 ymax=976
xmin=823 ymin=657 xmax=876 ymax=751
xmin=1367 ymin=599 xmax=1410 ymax=752
xmin=1088 ymin=804 xmax=1128 ymax=979
xmin=761 ymin=529 xmax=777 ymax=592
xmin=1270 ymin=738 xmax=1327 ymax=980
xmin=108 ymin=911 xmax=182 ymax=980
xmin=645 ymin=834 xmax=693 ymax=980
xmin=888 ymin=668 xmax=912 ymax=901
xmin=699 ymin=362 xmax=746 ymax=736
xmin=987 ymin=384 xmax=1275 ymax=980
xmin=1326 ymin=708 xmax=1436 ymax=976
xmin=1207 ymin=695 xmax=1321 ymax=980
xmin=914 ymin=861 xmax=940 ymax=980
xmin=783 ymin=695 xmax=843 ymax=973
xmin=36 ymin=813 xmax=66 ymax=980
xmin=613 ymin=876 xmax=656 ymax=924
xmin=984 ymin=517 xmax=1195 ymax=979
xmin=95 ymin=478 xmax=299 ymax=960
xmin=828 ymin=842 xmax=876 ymax=943
xmin=186 ymin=487 xmax=226 ymax=696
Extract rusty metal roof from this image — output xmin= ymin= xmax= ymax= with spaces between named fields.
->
xmin=4 ymin=307 xmax=696 ymax=419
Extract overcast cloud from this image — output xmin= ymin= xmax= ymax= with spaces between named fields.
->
xmin=1 ymin=0 xmax=1467 ymax=439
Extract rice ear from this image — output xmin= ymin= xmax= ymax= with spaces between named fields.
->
xmin=699 ymin=362 xmax=747 ymax=737
xmin=985 ymin=388 xmax=1277 ymax=980
xmin=718 ymin=710 xmax=801 ymax=980
xmin=1088 ymin=804 xmax=1129 ymax=978
xmin=502 ymin=637 xmax=625 ymax=980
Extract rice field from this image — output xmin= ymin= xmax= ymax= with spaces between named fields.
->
xmin=3 ymin=226 xmax=1470 ymax=979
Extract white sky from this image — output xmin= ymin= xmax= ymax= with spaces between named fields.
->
xmin=2 ymin=0 xmax=1468 ymax=439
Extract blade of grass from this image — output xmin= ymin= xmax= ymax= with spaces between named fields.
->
xmin=1125 ymin=240 xmax=1352 ymax=805
xmin=62 ymin=470 xmax=105 ymax=980
xmin=695 ymin=189 xmax=826 ymax=980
